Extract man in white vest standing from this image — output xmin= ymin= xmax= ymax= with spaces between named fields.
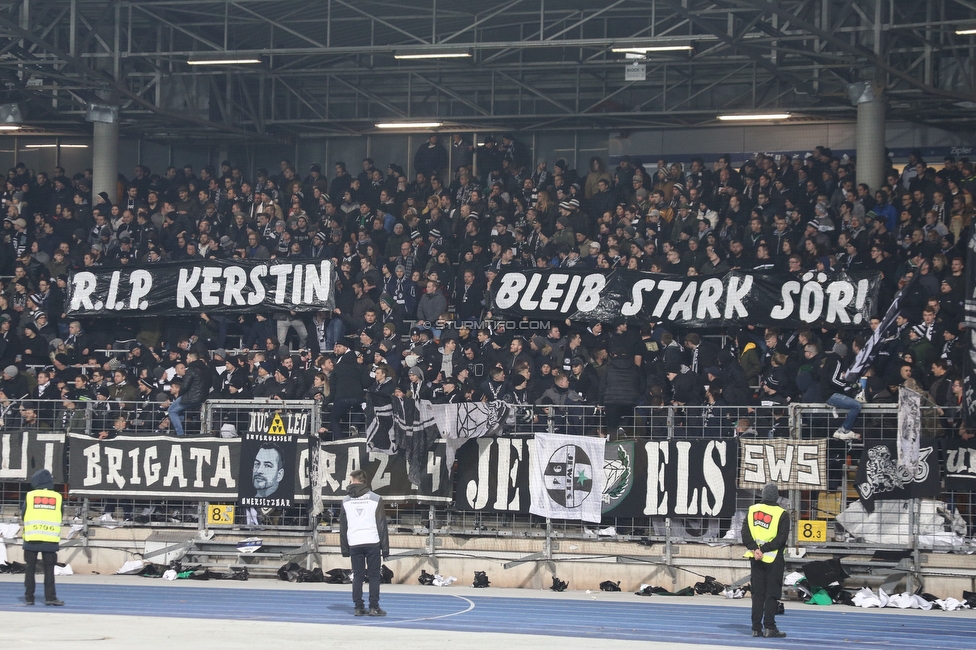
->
xmin=340 ymin=469 xmax=390 ymax=617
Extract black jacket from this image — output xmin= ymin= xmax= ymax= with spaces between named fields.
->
xmin=741 ymin=497 xmax=791 ymax=564
xmin=181 ymin=359 xmax=212 ymax=405
xmin=332 ymin=351 xmax=368 ymax=401
xmin=600 ymin=356 xmax=643 ymax=405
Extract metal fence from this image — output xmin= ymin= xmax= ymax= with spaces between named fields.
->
xmin=1 ymin=400 xmax=972 ymax=577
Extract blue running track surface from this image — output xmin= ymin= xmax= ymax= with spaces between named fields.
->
xmin=0 ymin=582 xmax=970 ymax=648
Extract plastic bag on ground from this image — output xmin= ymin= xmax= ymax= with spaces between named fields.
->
xmin=433 ymin=574 xmax=456 ymax=587
xmin=117 ymin=559 xmax=148 ymax=575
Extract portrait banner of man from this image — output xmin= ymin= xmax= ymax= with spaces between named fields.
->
xmin=239 ymin=433 xmax=297 ymax=507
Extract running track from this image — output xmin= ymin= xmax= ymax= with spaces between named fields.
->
xmin=0 ymin=581 xmax=970 ymax=648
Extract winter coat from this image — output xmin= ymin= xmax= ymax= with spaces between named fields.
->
xmin=416 ymin=290 xmax=448 ymax=325
xmin=332 ymin=351 xmax=368 ymax=401
xmin=738 ymin=342 xmax=762 ymax=384
xmin=600 ymin=356 xmax=643 ymax=405
xmin=181 ymin=359 xmax=212 ymax=405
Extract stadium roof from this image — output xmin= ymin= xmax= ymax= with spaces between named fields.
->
xmin=0 ymin=0 xmax=973 ymax=141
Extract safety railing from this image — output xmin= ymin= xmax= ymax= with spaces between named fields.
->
xmin=1 ymin=399 xmax=972 ymax=588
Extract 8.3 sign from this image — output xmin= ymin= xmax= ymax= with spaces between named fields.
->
xmin=796 ymin=519 xmax=827 ymax=543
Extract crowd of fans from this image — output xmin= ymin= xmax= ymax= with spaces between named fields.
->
xmin=0 ymin=135 xmax=972 ymax=441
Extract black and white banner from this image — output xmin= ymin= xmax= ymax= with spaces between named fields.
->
xmin=942 ymin=440 xmax=976 ymax=491
xmin=0 ymin=431 xmax=66 ymax=483
xmin=847 ymin=272 xmax=917 ymax=380
xmin=455 ymin=436 xmax=532 ymax=513
xmin=640 ymin=439 xmax=737 ymax=518
xmin=424 ymin=400 xmax=514 ymax=467
xmin=602 ymin=440 xmax=645 ymax=517
xmin=66 ymin=259 xmax=336 ymax=316
xmin=965 ymin=229 xmax=976 ymax=428
xmin=738 ymin=439 xmax=828 ymax=490
xmin=529 ymin=433 xmax=606 ymax=523
xmin=68 ymin=434 xmax=240 ymax=499
xmin=238 ymin=433 xmax=300 ymax=508
xmin=456 ymin=437 xmax=737 ymax=519
xmin=492 ymin=268 xmax=880 ymax=328
xmin=898 ymin=385 xmax=922 ymax=469
xmin=318 ymin=437 xmax=452 ymax=503
xmin=855 ymin=438 xmax=940 ymax=512
xmin=965 ymin=228 xmax=976 ymax=329
xmin=366 ymin=396 xmax=514 ymax=484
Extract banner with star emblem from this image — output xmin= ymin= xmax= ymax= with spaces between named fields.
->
xmin=529 ymin=433 xmax=606 ymax=523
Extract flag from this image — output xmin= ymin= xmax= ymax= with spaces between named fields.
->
xmin=529 ymin=433 xmax=605 ymax=523
xmin=421 ymin=400 xmax=514 ymax=468
xmin=855 ymin=438 xmax=939 ymax=513
xmin=364 ymin=394 xmax=397 ymax=454
xmin=845 ymin=272 xmax=918 ymax=380
xmin=365 ymin=398 xmax=513 ymax=485
xmin=965 ymin=229 xmax=976 ymax=427
xmin=393 ymin=397 xmax=440 ymax=486
xmin=897 ymin=384 xmax=921 ymax=470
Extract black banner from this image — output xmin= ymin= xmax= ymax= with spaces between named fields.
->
xmin=602 ymin=439 xmax=647 ymax=517
xmin=238 ymin=433 xmax=300 ymax=508
xmin=965 ymin=229 xmax=976 ymax=428
xmin=68 ymin=434 xmax=240 ymax=498
xmin=855 ymin=438 xmax=941 ymax=512
xmin=454 ymin=437 xmax=736 ymax=519
xmin=455 ymin=436 xmax=531 ymax=513
xmin=943 ymin=439 xmax=976 ymax=491
xmin=491 ymin=269 xmax=880 ymax=328
xmin=846 ymin=273 xmax=917 ymax=380
xmin=66 ymin=259 xmax=336 ymax=316
xmin=641 ymin=439 xmax=737 ymax=518
xmin=0 ymin=431 xmax=66 ymax=483
xmin=318 ymin=437 xmax=452 ymax=503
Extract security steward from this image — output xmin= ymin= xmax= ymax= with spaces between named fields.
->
xmin=340 ymin=469 xmax=390 ymax=617
xmin=742 ymin=482 xmax=789 ymax=638
xmin=22 ymin=469 xmax=65 ymax=606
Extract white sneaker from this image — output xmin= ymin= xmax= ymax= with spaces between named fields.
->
xmin=348 ymin=425 xmax=359 ymax=436
xmin=831 ymin=408 xmax=841 ymax=419
xmin=832 ymin=428 xmax=859 ymax=441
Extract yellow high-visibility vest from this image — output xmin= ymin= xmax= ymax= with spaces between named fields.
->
xmin=743 ymin=503 xmax=785 ymax=564
xmin=23 ymin=489 xmax=62 ymax=544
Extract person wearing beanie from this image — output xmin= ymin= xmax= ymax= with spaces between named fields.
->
xmin=22 ymin=469 xmax=65 ymax=606
xmin=2 ymin=364 xmax=28 ymax=400
xmin=742 ymin=482 xmax=789 ymax=638
xmin=406 ymin=365 xmax=431 ymax=400
xmin=270 ymin=364 xmax=297 ymax=400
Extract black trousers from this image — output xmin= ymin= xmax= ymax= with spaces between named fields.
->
xmin=330 ymin=398 xmax=361 ymax=439
xmin=750 ymin=558 xmax=784 ymax=630
xmin=604 ymin=404 xmax=633 ymax=431
xmin=24 ymin=550 xmax=57 ymax=602
xmin=350 ymin=543 xmax=382 ymax=609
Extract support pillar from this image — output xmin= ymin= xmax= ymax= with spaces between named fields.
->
xmin=855 ymin=98 xmax=886 ymax=193
xmin=92 ymin=119 xmax=119 ymax=204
